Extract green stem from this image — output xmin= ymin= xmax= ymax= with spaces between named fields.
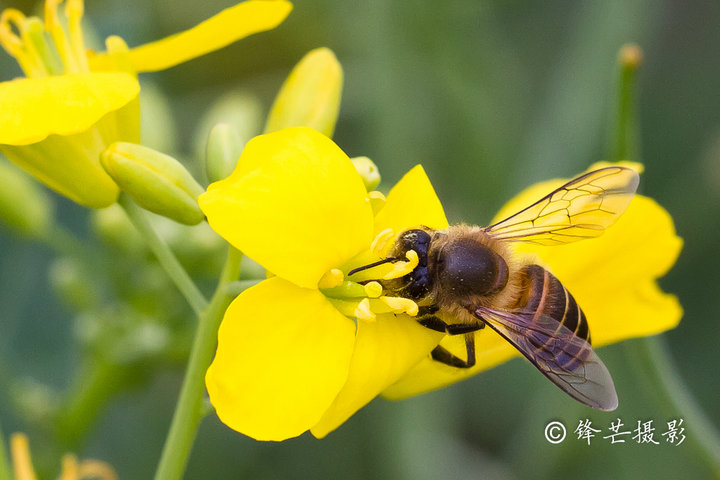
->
xmin=118 ymin=194 xmax=208 ymax=316
xmin=609 ymin=44 xmax=642 ymax=162
xmin=629 ymin=337 xmax=720 ymax=476
xmin=153 ymin=247 xmax=243 ymax=480
xmin=0 ymin=422 xmax=12 ymax=480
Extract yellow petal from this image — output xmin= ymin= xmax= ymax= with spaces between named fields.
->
xmin=206 ymin=277 xmax=356 ymax=441
xmin=0 ymin=72 xmax=139 ymax=146
xmin=581 ymin=280 xmax=682 ymax=346
xmin=200 ymin=127 xmax=374 ymax=288
xmin=2 ymin=131 xmax=120 ymax=208
xmin=91 ymin=1 xmax=292 ymax=73
xmin=373 ymin=164 xmax=449 ymax=235
xmin=311 ymin=314 xmax=443 ymax=438
xmin=383 ymin=329 xmax=517 ymax=400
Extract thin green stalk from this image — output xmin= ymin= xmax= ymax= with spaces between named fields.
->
xmin=608 ymin=44 xmax=642 ymax=162
xmin=154 ymin=246 xmax=243 ymax=480
xmin=0 ymin=422 xmax=12 ymax=480
xmin=628 ymin=338 xmax=720 ymax=477
xmin=118 ymin=194 xmax=208 ymax=316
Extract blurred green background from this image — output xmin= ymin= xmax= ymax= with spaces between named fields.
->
xmin=1 ymin=0 xmax=719 ymax=478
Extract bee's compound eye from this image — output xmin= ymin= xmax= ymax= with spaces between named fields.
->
xmin=439 ymin=240 xmax=507 ymax=296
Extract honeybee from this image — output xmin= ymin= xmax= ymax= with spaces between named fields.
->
xmin=350 ymin=166 xmax=639 ymax=411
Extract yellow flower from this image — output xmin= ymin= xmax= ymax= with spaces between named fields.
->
xmin=0 ymin=0 xmax=291 ymax=207
xmin=383 ymin=162 xmax=683 ymax=399
xmin=201 ymin=130 xmax=681 ymax=438
xmin=10 ymin=432 xmax=116 ymax=480
xmin=199 ymin=127 xmax=447 ymax=441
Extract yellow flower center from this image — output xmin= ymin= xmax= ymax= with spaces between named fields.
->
xmin=0 ymin=0 xmax=89 ymax=77
xmin=320 ymin=231 xmax=421 ymax=323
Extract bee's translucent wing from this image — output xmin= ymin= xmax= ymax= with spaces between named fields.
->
xmin=484 ymin=166 xmax=639 ymax=246
xmin=475 ymin=306 xmax=618 ymax=411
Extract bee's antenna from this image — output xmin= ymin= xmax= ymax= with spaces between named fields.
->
xmin=348 ymin=257 xmax=400 ymax=276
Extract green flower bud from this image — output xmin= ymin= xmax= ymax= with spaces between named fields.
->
xmin=264 ymin=47 xmax=343 ymax=137
xmin=206 ymin=123 xmax=243 ymax=182
xmin=101 ymin=142 xmax=205 ymax=225
xmin=192 ymin=91 xmax=263 ymax=168
xmin=0 ymin=158 xmax=53 ymax=238
xmin=351 ymin=156 xmax=381 ymax=191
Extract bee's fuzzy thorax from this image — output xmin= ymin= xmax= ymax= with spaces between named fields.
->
xmin=428 ymin=224 xmax=525 ymax=325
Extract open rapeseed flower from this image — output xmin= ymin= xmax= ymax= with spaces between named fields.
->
xmin=0 ymin=0 xmax=291 ymax=207
xmin=201 ymin=127 xmax=682 ymax=440
xmin=200 ymin=127 xmax=447 ymax=440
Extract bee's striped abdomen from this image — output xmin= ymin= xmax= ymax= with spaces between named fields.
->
xmin=514 ymin=264 xmax=591 ymax=368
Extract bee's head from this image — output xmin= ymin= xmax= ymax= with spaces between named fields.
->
xmin=392 ymin=228 xmax=432 ymax=260
xmin=434 ymin=237 xmax=508 ymax=297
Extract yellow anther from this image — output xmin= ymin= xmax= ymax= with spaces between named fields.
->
xmin=380 ymin=296 xmax=419 ymax=316
xmin=370 ymin=228 xmax=395 ymax=257
xmin=382 ymin=249 xmax=419 ymax=280
xmin=0 ymin=9 xmax=48 ymax=77
xmin=366 ymin=190 xmax=386 ymax=215
xmin=44 ymin=0 xmax=78 ymax=73
xmin=354 ymin=298 xmax=376 ymax=322
xmin=365 ymin=296 xmax=419 ymax=317
xmin=363 ymin=281 xmax=383 ymax=298
xmin=318 ymin=268 xmax=344 ymax=289
xmin=0 ymin=9 xmax=26 ymax=57
xmin=65 ymin=0 xmax=88 ymax=71
xmin=66 ymin=0 xmax=84 ymax=17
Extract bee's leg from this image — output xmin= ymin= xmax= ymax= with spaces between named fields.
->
xmin=429 ymin=334 xmax=476 ymax=369
xmin=417 ymin=315 xmax=483 ymax=335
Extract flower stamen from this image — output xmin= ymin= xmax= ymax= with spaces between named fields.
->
xmin=381 ymin=249 xmax=419 ymax=280
xmin=370 ymin=296 xmax=419 ymax=316
xmin=370 ymin=228 xmax=395 ymax=257
xmin=318 ymin=268 xmax=345 ymax=289
xmin=363 ymin=281 xmax=383 ymax=298
xmin=0 ymin=9 xmax=48 ymax=77
xmin=65 ymin=0 xmax=88 ymax=72
xmin=44 ymin=0 xmax=79 ymax=73
xmin=366 ymin=190 xmax=386 ymax=215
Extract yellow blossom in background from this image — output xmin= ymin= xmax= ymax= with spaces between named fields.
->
xmin=0 ymin=0 xmax=291 ymax=207
xmin=9 ymin=433 xmax=116 ymax=480
xmin=199 ymin=127 xmax=447 ymax=441
xmin=383 ymin=162 xmax=683 ymax=399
